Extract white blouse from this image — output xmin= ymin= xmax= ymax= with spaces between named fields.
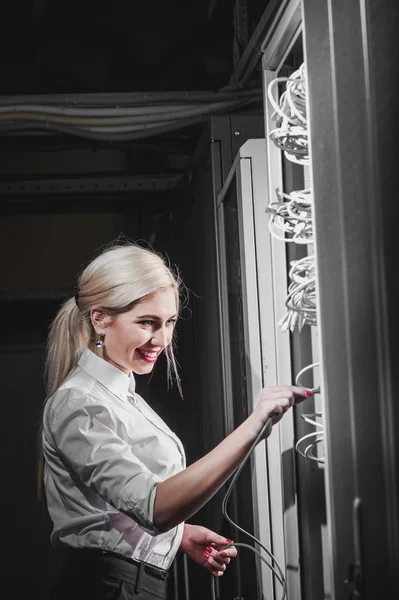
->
xmin=42 ymin=348 xmax=186 ymax=570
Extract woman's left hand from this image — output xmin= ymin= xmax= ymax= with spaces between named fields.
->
xmin=179 ymin=524 xmax=237 ymax=576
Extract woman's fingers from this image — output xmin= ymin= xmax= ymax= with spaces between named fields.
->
xmin=217 ymin=545 xmax=237 ymax=560
xmin=268 ymin=385 xmax=311 ymax=397
xmin=204 ymin=545 xmax=237 ymax=575
xmin=253 ymin=385 xmax=313 ymax=439
xmin=261 ymin=386 xmax=312 ymax=413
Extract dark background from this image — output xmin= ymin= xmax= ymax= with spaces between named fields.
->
xmin=0 ymin=0 xmax=268 ymax=95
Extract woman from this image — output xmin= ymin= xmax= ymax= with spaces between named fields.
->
xmin=40 ymin=242 xmax=311 ymax=599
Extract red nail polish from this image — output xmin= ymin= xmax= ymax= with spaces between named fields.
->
xmin=204 ymin=552 xmax=210 ymax=559
xmin=305 ymin=390 xmax=313 ymax=397
xmin=206 ymin=546 xmax=212 ymax=553
xmin=225 ymin=539 xmax=234 ymax=543
xmin=220 ymin=551 xmax=227 ymax=557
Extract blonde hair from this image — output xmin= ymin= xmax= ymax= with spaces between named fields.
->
xmin=45 ymin=242 xmax=182 ymax=396
xmin=38 ymin=242 xmax=182 ymax=501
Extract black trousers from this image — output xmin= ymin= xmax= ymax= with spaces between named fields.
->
xmin=47 ymin=549 xmax=169 ymax=600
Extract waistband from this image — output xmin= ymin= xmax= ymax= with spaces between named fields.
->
xmin=62 ymin=547 xmax=169 ymax=581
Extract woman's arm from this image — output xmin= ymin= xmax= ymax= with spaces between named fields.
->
xmin=154 ymin=385 xmax=310 ymax=532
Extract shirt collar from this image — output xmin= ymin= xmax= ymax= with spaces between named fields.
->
xmin=78 ymin=348 xmax=136 ymax=400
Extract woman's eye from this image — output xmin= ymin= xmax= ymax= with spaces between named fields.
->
xmin=138 ymin=319 xmax=175 ymax=327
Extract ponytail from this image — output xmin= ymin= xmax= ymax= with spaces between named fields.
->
xmin=45 ymin=297 xmax=91 ymax=396
xmin=38 ymin=297 xmax=92 ymax=502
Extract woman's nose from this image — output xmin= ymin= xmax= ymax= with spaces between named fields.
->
xmin=151 ymin=327 xmax=169 ymax=348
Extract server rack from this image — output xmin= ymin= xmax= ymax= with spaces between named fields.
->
xmin=200 ymin=1 xmax=399 ymax=599
xmin=301 ymin=0 xmax=399 ymax=597
xmin=258 ymin=0 xmax=399 ymax=598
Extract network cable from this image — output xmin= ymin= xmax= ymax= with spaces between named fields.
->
xmin=295 ymin=363 xmax=324 ymax=464
xmin=278 ymin=255 xmax=317 ymax=332
xmin=267 ymin=188 xmax=313 ymax=244
xmin=295 ymin=362 xmax=320 ymax=395
xmin=267 ymin=63 xmax=309 ymax=165
xmin=210 ymin=413 xmax=287 ymax=600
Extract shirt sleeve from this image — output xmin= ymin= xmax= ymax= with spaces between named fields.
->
xmin=48 ymin=392 xmax=161 ymax=535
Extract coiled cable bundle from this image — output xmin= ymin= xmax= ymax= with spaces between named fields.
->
xmin=278 ymin=254 xmax=316 ymax=332
xmin=267 ymin=187 xmax=313 ymax=244
xmin=267 ymin=62 xmax=308 ymax=165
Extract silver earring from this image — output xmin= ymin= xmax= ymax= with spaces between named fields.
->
xmin=95 ymin=331 xmax=104 ymax=348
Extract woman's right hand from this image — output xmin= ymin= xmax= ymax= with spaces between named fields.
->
xmin=248 ymin=385 xmax=312 ymax=439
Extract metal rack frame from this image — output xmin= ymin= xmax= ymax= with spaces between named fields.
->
xmin=302 ymin=0 xmax=399 ymax=597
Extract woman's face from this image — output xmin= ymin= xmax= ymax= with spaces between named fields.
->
xmin=96 ymin=287 xmax=178 ymax=376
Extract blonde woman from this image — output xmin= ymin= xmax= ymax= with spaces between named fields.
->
xmin=39 ymin=242 xmax=311 ymax=600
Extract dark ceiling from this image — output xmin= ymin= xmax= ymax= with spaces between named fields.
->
xmin=0 ymin=0 xmax=273 ymax=195
xmin=0 ymin=0 xmax=268 ymax=95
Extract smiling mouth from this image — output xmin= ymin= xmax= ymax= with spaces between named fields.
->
xmin=136 ymin=349 xmax=159 ymax=363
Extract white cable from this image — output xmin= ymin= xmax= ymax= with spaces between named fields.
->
xmin=0 ymin=89 xmax=263 ymax=108
xmin=304 ymin=437 xmax=325 ymax=463
xmin=0 ymin=93 xmax=260 ymax=141
xmin=301 ymin=414 xmax=324 ymax=429
xmin=267 ymin=188 xmax=313 ymax=245
xmin=267 ymin=63 xmax=309 ymax=165
xmin=0 ymin=98 xmax=252 ymax=127
xmin=295 ymin=431 xmax=324 ymax=459
xmin=295 ymin=431 xmax=325 ymax=464
xmin=295 ymin=364 xmax=324 ymax=463
xmin=295 ymin=361 xmax=320 ymax=393
xmin=269 ymin=126 xmax=309 ymax=165
xmin=278 ymin=255 xmax=316 ymax=332
xmin=0 ymin=103 xmax=191 ymax=117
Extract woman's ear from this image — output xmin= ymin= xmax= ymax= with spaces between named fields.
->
xmin=90 ymin=308 xmax=112 ymax=331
